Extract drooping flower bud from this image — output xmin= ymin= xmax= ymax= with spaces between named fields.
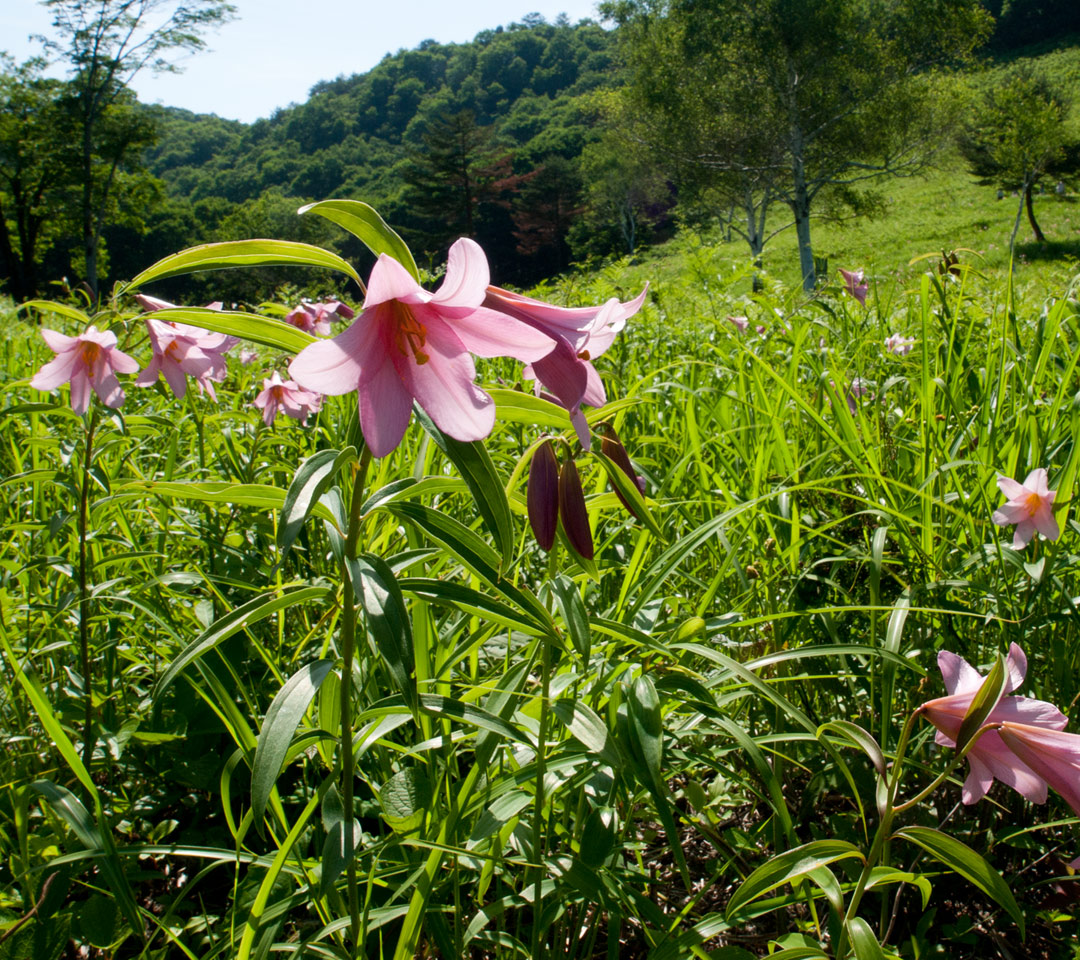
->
xmin=599 ymin=425 xmax=645 ymax=520
xmin=527 ymin=440 xmax=560 ymax=552
xmin=558 ymin=458 xmax=594 ymax=561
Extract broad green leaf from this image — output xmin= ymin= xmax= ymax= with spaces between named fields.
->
xmin=379 ymin=767 xmax=433 ymax=834
xmin=893 ymin=826 xmax=1024 ymax=935
xmin=154 ymin=586 xmax=332 ymax=698
xmin=251 ymin=660 xmax=335 ymax=824
xmin=122 ymin=239 xmax=363 ymax=290
xmin=140 ymin=306 xmax=316 ymax=353
xmin=352 ymin=554 xmax=417 ymax=714
xmin=278 ymin=447 xmax=355 ymax=563
xmin=847 ymin=918 xmax=885 ymax=960
xmin=414 ymin=406 xmax=516 ymax=570
xmin=299 ymin=199 xmax=419 ymax=281
xmin=725 ymin=840 xmax=866 ymax=919
xmin=32 ymin=780 xmax=97 ymax=850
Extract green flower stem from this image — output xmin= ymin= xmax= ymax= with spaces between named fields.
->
xmin=78 ymin=410 xmax=98 ymax=771
xmin=835 ymin=713 xmax=1000 ymax=957
xmin=339 ymin=448 xmax=372 ymax=951
xmin=531 ymin=632 xmax=554 ymax=960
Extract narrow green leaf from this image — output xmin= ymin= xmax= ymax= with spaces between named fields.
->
xmin=32 ymin=780 xmax=97 ymax=849
xmin=299 ymin=199 xmax=419 ymax=281
xmin=552 ymin=699 xmax=620 ymax=766
xmin=591 ymin=448 xmax=663 ymax=536
xmin=399 ymin=577 xmax=546 ymax=635
xmin=122 ymin=239 xmax=363 ymax=290
xmin=19 ymin=299 xmax=92 ymax=324
xmin=140 ymin=306 xmax=317 ymax=354
xmin=488 ymin=388 xmax=638 ymax=432
xmin=893 ymin=826 xmax=1024 ymax=935
xmin=251 ymin=660 xmax=335 ymax=824
xmin=278 ymin=448 xmax=355 ymax=564
xmin=154 ymin=586 xmax=332 ymax=699
xmin=386 ymin=501 xmax=554 ymax=630
xmin=817 ymin=720 xmax=886 ymax=777
xmin=414 ymin=406 xmax=516 ymax=570
xmin=955 ymin=654 xmax=1007 ymax=752
xmin=548 ymin=575 xmax=591 ymax=660
xmin=725 ymin=840 xmax=866 ymax=919
xmin=319 ymin=784 xmax=360 ymax=898
xmin=352 ymin=554 xmax=417 ymax=713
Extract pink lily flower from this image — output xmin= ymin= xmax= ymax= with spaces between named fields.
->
xmin=253 ymin=371 xmax=323 ymax=426
xmin=839 ymin=268 xmax=869 ymax=306
xmin=136 ymin=318 xmax=234 ymax=400
xmin=284 ymin=299 xmax=355 ymax=337
xmin=885 ymin=333 xmax=915 ymax=356
xmin=289 ymin=239 xmax=555 ymax=457
xmin=998 ymin=723 xmax=1080 ymax=816
xmin=992 ymin=468 xmax=1059 ymax=549
xmin=481 ymin=283 xmax=647 ymax=448
xmin=30 ymin=326 xmax=139 ymax=414
xmin=919 ymin=644 xmax=1067 ymax=805
xmin=755 ymin=324 xmax=767 ymax=335
xmin=239 ymin=348 xmax=259 ymax=366
xmin=727 ymin=315 xmax=749 ymax=333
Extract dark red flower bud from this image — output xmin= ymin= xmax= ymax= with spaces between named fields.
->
xmin=527 ymin=440 xmax=559 ymax=552
xmin=558 ymin=458 xmax=594 ymax=561
xmin=600 ymin=426 xmax=645 ymax=519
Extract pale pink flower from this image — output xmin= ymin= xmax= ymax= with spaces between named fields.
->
xmin=839 ymin=268 xmax=869 ymax=306
xmin=885 ymin=334 xmax=916 ymax=356
xmin=284 ymin=299 xmax=355 ymax=337
xmin=239 ymin=348 xmax=259 ymax=366
xmin=253 ymin=372 xmax=323 ymax=426
xmin=30 ymin=326 xmax=139 ymax=414
xmin=289 ymin=239 xmax=555 ymax=457
xmin=727 ymin=315 xmax=749 ymax=333
xmin=136 ymin=318 xmax=234 ymax=400
xmin=992 ymin=468 xmax=1059 ymax=549
xmin=919 ymin=644 xmax=1067 ymax=805
xmin=134 ymin=294 xmax=236 ymax=399
xmin=998 ymin=723 xmax=1080 ymax=815
xmin=755 ymin=325 xmax=767 ymax=335
xmin=482 ymin=283 xmax=647 ymax=448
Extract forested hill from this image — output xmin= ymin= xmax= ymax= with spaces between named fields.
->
xmin=128 ymin=16 xmax=630 ymax=289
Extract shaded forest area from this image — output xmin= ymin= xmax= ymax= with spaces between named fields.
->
xmin=3 ymin=0 xmax=1080 ymax=302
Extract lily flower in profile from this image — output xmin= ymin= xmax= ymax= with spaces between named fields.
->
xmin=992 ymin=468 xmax=1059 ymax=549
xmin=727 ymin=315 xmax=749 ymax=333
xmin=253 ymin=371 xmax=323 ymax=426
xmin=919 ymin=644 xmax=1067 ymax=805
xmin=289 ymin=239 xmax=554 ymax=457
xmin=284 ymin=299 xmax=354 ymax=337
xmin=885 ymin=333 xmax=916 ymax=356
xmin=30 ymin=326 xmax=139 ymax=414
xmin=482 ymin=284 xmax=647 ymax=449
xmin=998 ymin=723 xmax=1080 ymax=816
xmin=839 ymin=268 xmax=869 ymax=306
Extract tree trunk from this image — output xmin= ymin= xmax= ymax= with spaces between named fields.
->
xmin=790 ymin=135 xmax=815 ymax=291
xmin=82 ymin=122 xmax=98 ymax=303
xmin=1025 ymin=182 xmax=1046 ymax=243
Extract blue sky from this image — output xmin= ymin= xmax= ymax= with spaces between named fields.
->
xmin=5 ymin=0 xmax=606 ymax=122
